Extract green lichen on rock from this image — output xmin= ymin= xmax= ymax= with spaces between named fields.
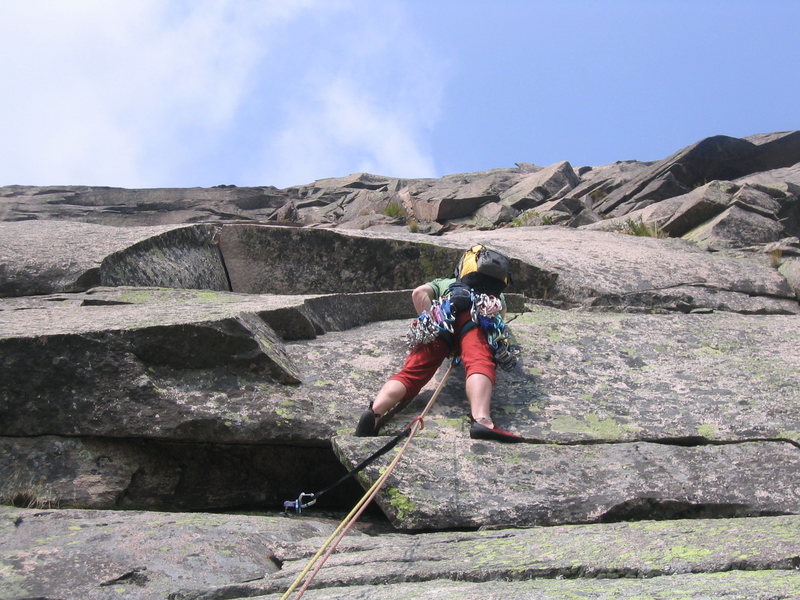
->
xmin=429 ymin=417 xmax=464 ymax=431
xmin=669 ymin=544 xmax=714 ymax=561
xmin=387 ymin=487 xmax=416 ymax=520
xmin=274 ymin=399 xmax=296 ymax=419
xmin=550 ymin=413 xmax=630 ymax=440
xmin=697 ymin=423 xmax=720 ymax=439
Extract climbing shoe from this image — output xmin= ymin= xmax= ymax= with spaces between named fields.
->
xmin=469 ymin=421 xmax=523 ymax=443
xmin=355 ymin=409 xmax=379 ymax=437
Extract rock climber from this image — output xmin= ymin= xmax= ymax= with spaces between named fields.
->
xmin=355 ymin=244 xmax=522 ymax=442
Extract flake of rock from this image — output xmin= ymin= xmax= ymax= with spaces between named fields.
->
xmin=593 ymin=132 xmax=800 ymax=216
xmin=406 ymin=169 xmax=520 ymax=222
xmin=683 ymin=204 xmax=787 ymax=250
xmin=216 ymin=225 xmax=463 ymax=295
xmin=334 ymin=437 xmax=800 ymax=530
xmin=608 ymin=170 xmax=692 ymax=216
xmin=499 ymin=161 xmax=581 ymax=210
xmin=0 ymin=287 xmax=416 ymax=443
xmin=659 ymin=181 xmax=740 ymax=236
xmin=0 ymin=220 xmax=186 ymax=296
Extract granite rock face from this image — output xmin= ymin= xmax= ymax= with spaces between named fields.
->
xmin=0 ymin=506 xmax=339 ymax=600
xmin=2 ymin=131 xmax=798 ymax=247
xmin=334 ymin=437 xmax=800 ymax=530
xmin=174 ymin=514 xmax=800 ymax=600
xmin=2 ymin=229 xmax=798 ymax=523
xmin=591 ymin=131 xmax=800 ymax=216
xmin=0 ymin=220 xmax=184 ymax=296
xmin=2 ymin=131 xmax=800 ymax=599
xmin=0 ymin=184 xmax=289 ymax=225
xmin=5 ymin=507 xmax=800 ymax=600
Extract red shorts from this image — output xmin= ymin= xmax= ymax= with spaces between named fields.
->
xmin=390 ymin=311 xmax=496 ymax=401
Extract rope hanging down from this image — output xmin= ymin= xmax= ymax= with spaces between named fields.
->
xmin=280 ymin=359 xmax=456 ymax=600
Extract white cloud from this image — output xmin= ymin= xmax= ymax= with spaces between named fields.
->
xmin=263 ymin=77 xmax=439 ymax=187
xmin=0 ymin=0 xmax=339 ymax=186
xmin=249 ymin=3 xmax=448 ymax=187
xmin=0 ymin=0 xmax=447 ymax=188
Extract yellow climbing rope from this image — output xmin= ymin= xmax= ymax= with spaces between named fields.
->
xmin=280 ymin=359 xmax=456 ymax=599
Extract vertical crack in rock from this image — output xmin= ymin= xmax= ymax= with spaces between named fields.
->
xmin=210 ymin=225 xmax=234 ymax=292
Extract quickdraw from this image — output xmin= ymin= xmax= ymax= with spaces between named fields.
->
xmin=405 ymin=298 xmax=455 ymax=349
xmin=472 ymin=293 xmax=503 ymax=319
xmin=283 ymin=493 xmax=317 ymax=514
xmin=282 ymin=424 xmax=412 ymax=516
xmin=489 ymin=327 xmax=521 ymax=371
xmin=472 ymin=293 xmax=521 ymax=372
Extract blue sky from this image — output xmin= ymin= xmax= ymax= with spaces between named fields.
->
xmin=1 ymin=0 xmax=798 ymax=189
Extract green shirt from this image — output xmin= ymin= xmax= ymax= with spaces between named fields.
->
xmin=426 ymin=277 xmax=506 ymax=309
xmin=426 ymin=277 xmax=457 ymax=300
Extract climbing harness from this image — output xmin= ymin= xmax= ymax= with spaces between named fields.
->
xmin=280 ymin=360 xmax=456 ymax=600
xmin=405 ymin=290 xmax=521 ymax=371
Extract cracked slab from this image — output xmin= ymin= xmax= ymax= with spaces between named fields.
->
xmin=248 ymin=572 xmax=800 ymax=600
xmin=333 ymin=437 xmax=800 ymax=529
xmin=170 ymin=515 xmax=800 ymax=599
xmin=0 ymin=287 xmax=413 ymax=442
xmin=0 ymin=506 xmax=340 ymax=600
xmin=316 ymin=307 xmax=800 ymax=448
